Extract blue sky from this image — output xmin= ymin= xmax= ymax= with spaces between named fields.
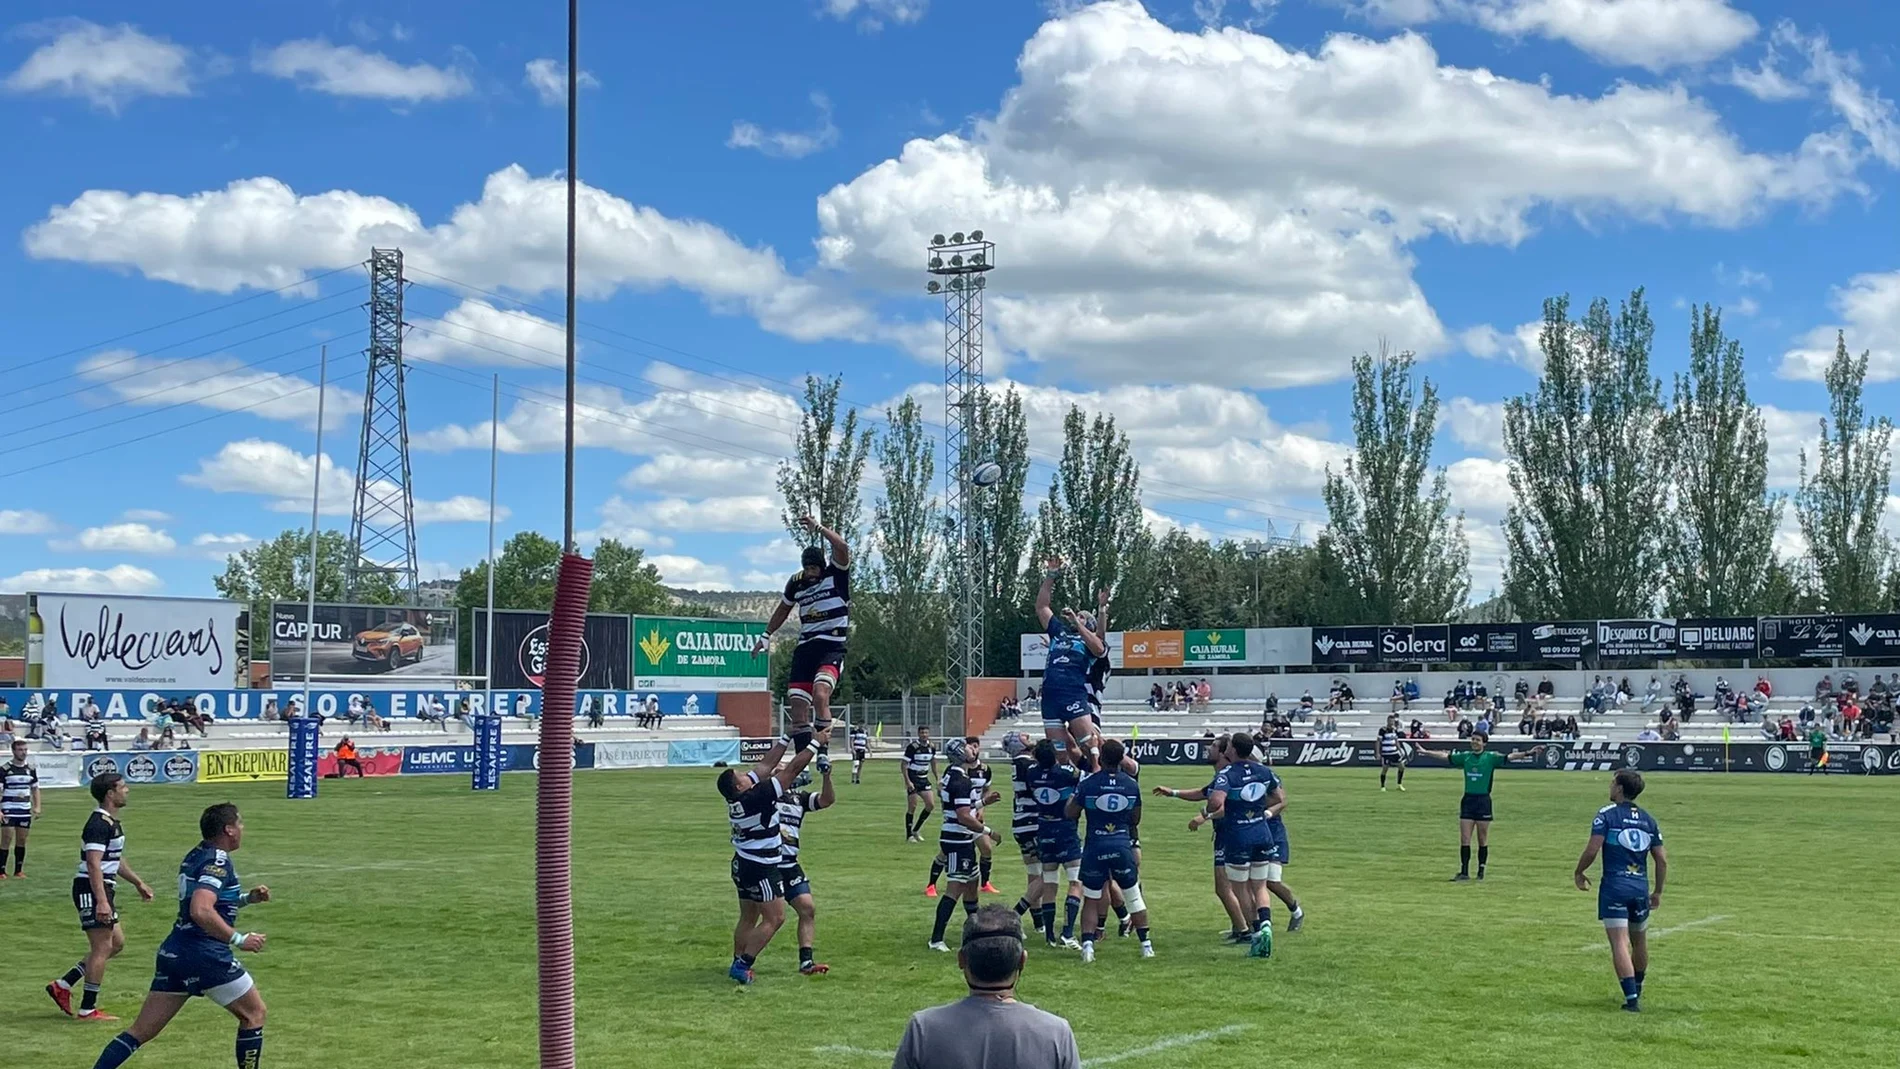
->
xmin=0 ymin=0 xmax=1896 ymax=601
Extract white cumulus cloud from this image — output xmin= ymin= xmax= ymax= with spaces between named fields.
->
xmin=0 ymin=510 xmax=58 ymax=535
xmin=0 ymin=564 xmax=162 ymax=595
xmin=4 ymin=20 xmax=193 ymax=110
xmin=523 ymin=58 xmax=599 ymax=106
xmin=406 ymin=299 xmax=568 ymax=369
xmin=1780 ymin=271 xmax=1900 ymax=382
xmin=181 ymin=438 xmax=503 ymax=525
xmin=55 ymin=522 xmax=176 ymax=555
xmin=648 ymin=553 xmax=735 ymax=590
xmin=1445 ymin=397 xmax=1507 ymax=457
xmin=76 ymin=350 xmax=353 ymax=429
xmin=253 ymin=39 xmax=471 ymax=102
xmin=729 ymin=92 xmax=840 ymax=159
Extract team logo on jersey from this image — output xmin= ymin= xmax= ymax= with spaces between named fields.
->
xmin=124 ymin=755 xmax=158 ymax=783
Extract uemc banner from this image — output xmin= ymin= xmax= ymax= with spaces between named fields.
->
xmin=1676 ymin=618 xmax=1757 ymax=656
xmin=38 ymin=594 xmax=245 ymax=691
xmin=1596 ymin=619 xmax=1677 ymax=659
xmin=80 ymin=750 xmax=198 ymax=785
xmin=473 ymin=610 xmax=632 ymax=691
xmin=633 ymin=616 xmax=768 ymax=691
xmin=1758 ymin=615 xmax=1843 ymax=659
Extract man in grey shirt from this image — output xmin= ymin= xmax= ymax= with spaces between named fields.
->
xmin=893 ymin=905 xmax=1079 ymax=1069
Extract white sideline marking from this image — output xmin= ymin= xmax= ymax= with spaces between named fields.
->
xmin=1082 ymin=1024 xmax=1253 ymax=1067
xmin=1577 ymin=913 xmax=1729 ymax=951
xmin=813 ymin=1023 xmax=1253 ymax=1066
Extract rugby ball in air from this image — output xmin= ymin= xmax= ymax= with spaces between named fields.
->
xmin=971 ymin=461 xmax=1004 ymax=487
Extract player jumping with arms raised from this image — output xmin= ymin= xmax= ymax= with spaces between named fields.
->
xmin=2 ymin=738 xmax=40 ymax=878
xmin=1034 ymin=560 xmax=1106 ymax=771
xmin=89 ymin=803 xmax=272 ymax=1069
xmin=49 ymin=773 xmax=155 ymax=1022
xmin=755 ymin=515 xmax=851 ymax=750
xmin=1574 ymin=769 xmax=1668 ymax=1012
xmin=778 ymin=754 xmax=837 ymax=975
xmin=717 ymin=734 xmax=823 ymax=984
xmin=1416 ymin=732 xmax=1541 ymax=881
xmin=1068 ymin=738 xmax=1152 ymax=961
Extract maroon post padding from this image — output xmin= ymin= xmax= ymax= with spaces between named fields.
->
xmin=538 ymin=553 xmax=592 ymax=1069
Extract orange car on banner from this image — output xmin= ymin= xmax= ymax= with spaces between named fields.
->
xmin=1122 ymin=630 xmax=1184 ymax=669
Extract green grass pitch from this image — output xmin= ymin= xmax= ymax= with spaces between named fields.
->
xmin=7 ymin=765 xmax=1897 ymax=1067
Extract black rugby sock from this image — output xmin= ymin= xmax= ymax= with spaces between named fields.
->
xmin=1459 ymin=845 xmax=1471 ymax=875
xmin=80 ymin=983 xmax=100 ymax=1012
xmin=12 ymin=844 xmax=23 ymax=873
xmin=1477 ymin=846 xmax=1489 ymax=872
xmin=236 ymin=1025 xmax=264 ymax=1069
xmin=980 ymin=858 xmax=993 ymax=886
xmin=931 ymin=895 xmax=958 ymax=942
xmin=927 ymin=857 xmax=945 ymax=887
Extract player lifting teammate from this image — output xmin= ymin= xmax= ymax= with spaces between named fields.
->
xmin=1377 ymin=715 xmax=1407 ymax=791
xmin=1035 ymin=560 xmax=1107 ymax=771
xmin=717 ymin=734 xmax=823 ymax=984
xmin=755 ymin=515 xmax=851 ymax=750
xmin=49 ymin=773 xmax=155 ymax=1022
xmin=1023 ymin=738 xmax=1085 ymax=949
xmin=778 ymin=754 xmax=837 ymax=975
xmin=89 ymin=803 xmax=273 ymax=1069
xmin=1574 ymin=769 xmax=1668 ymax=1012
xmin=902 ymin=727 xmax=938 ymax=842
xmin=927 ymin=739 xmax=993 ymax=951
xmin=1416 ymin=732 xmax=1541 ymax=881
xmin=1067 ymin=738 xmax=1153 ymax=961
xmin=2 ymin=738 xmax=40 ymax=878
xmin=1001 ymin=732 xmax=1048 ymax=937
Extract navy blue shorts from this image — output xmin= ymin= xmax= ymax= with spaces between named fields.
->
xmin=151 ymin=939 xmax=254 ymax=1006
xmin=1036 ymin=834 xmax=1081 ymax=866
xmin=1040 ymin=688 xmax=1091 ymax=727
xmin=2 ymin=814 xmax=30 ymax=829
xmin=1079 ymin=844 xmax=1138 ymax=894
xmin=1598 ymin=886 xmax=1651 ymax=928
xmin=1269 ymin=820 xmax=1291 ymax=865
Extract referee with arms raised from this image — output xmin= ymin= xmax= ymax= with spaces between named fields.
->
xmin=1416 ymin=732 xmax=1540 ymax=881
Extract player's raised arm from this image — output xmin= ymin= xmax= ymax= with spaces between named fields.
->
xmin=815 ymin=754 xmax=837 ymax=810
xmin=802 ymin=515 xmax=850 ymax=570
xmin=1035 ymin=558 xmax=1061 ymax=628
xmin=771 ymin=736 xmax=823 ymax=789
xmin=1153 ymin=784 xmax=1208 ymax=801
xmin=754 ymin=600 xmax=793 ymax=656
xmin=1414 ymin=746 xmax=1452 ymax=761
xmin=751 ymin=737 xmax=791 ymax=781
xmin=1095 ymin=588 xmax=1111 ymax=639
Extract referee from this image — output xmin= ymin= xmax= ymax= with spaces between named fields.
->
xmin=1416 ymin=733 xmax=1540 ymax=881
xmin=893 ymin=904 xmax=1078 ymax=1069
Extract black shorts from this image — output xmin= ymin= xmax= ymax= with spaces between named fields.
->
xmin=731 ymin=856 xmax=784 ymax=903
xmin=1014 ymin=831 xmax=1039 ymax=861
xmin=1459 ymin=793 xmax=1494 ymax=822
xmin=906 ymin=773 xmax=931 ymax=796
xmin=780 ymin=862 xmax=811 ymax=899
xmin=1381 ymin=753 xmax=1404 ymax=767
xmin=852 ymin=748 xmax=867 ymax=761
xmin=73 ymin=877 xmax=118 ymax=930
xmin=788 ymin=642 xmax=846 ymax=696
xmin=2 ymin=814 xmax=30 ymax=829
xmin=938 ymin=841 xmax=979 ymax=883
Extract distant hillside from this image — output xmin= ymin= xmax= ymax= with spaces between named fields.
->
xmin=665 ymin=588 xmax=780 ymax=621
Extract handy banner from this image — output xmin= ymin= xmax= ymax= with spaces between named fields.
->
xmin=1114 ymin=737 xmax=1900 ymax=774
xmin=79 ymin=750 xmax=199 ymax=786
xmin=1758 ymin=615 xmax=1843 ymax=659
xmin=1182 ymin=629 xmax=1247 ymax=666
xmin=270 ymin=602 xmax=458 ymax=683
xmin=318 ymin=747 xmax=402 ymax=778
xmin=286 ymin=717 xmax=318 ymax=799
xmin=595 ymin=739 xmax=670 ymax=769
xmin=472 ymin=715 xmax=503 ymax=791
xmin=667 ymin=738 xmax=742 ymax=767
xmin=472 ymin=610 xmax=632 ymax=692
xmin=202 ymin=748 xmax=290 ymax=784
xmin=35 ymin=594 xmax=244 ymax=691
xmin=1675 ymin=618 xmax=1758 ymax=656
xmin=633 ymin=616 xmax=769 ymax=691
xmin=1596 ymin=619 xmax=1679 ymax=659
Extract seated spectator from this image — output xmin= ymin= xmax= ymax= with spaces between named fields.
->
xmin=261 ymin=699 xmax=281 ymax=723
xmin=416 ymin=697 xmax=452 ymax=731
xmin=84 ymin=719 xmax=110 ymax=751
xmin=1407 ymin=719 xmax=1429 ymax=739
xmin=0 ymin=718 xmax=13 ymax=746
xmin=1024 ymin=686 xmax=1039 ymax=704
xmin=1404 ymin=677 xmax=1422 ymax=702
xmin=1636 ymin=726 xmax=1661 ymax=742
xmin=1759 ymin=718 xmax=1781 ymax=741
xmin=1745 ymin=692 xmax=1767 ymax=724
xmin=1197 ymin=679 xmax=1214 ymax=704
xmin=1841 ymin=670 xmax=1860 ymax=697
xmin=1201 ymin=725 xmax=1217 ymax=739
xmin=1798 ymin=702 xmax=1816 ymax=725
xmin=1513 ymin=677 xmax=1530 ymax=709
xmin=82 ymin=698 xmax=104 ymax=722
xmin=1661 ymin=716 xmax=1681 ymax=741
xmin=1642 ymin=675 xmax=1663 ymax=713
xmin=1870 ymin=675 xmax=1889 ymax=701
xmin=1564 ymin=714 xmax=1580 ymax=740
xmin=130 ymin=726 xmax=154 ymax=751
xmin=166 ymin=699 xmax=209 ymax=737
xmin=1841 ymin=698 xmax=1862 ymax=735
xmin=158 ymin=725 xmax=178 ymax=749
xmin=1263 ymin=692 xmax=1280 ymax=718
xmin=1328 ymin=679 xmax=1346 ymax=711
xmin=684 ymin=694 xmax=700 ymax=715
xmin=1456 ymin=718 xmax=1473 ymax=739
xmin=1616 ymin=677 xmax=1634 ymax=707
xmin=1297 ymin=693 xmax=1316 ymax=722
xmin=1148 ymin=683 xmax=1164 ymax=710
xmin=1518 ymin=709 xmax=1535 ymax=736
xmin=1814 ymin=674 xmax=1834 ymax=702
xmin=1390 ymin=680 xmax=1409 ymax=711
xmin=582 ymin=695 xmax=605 ymax=729
xmin=1676 ymin=689 xmax=1695 ymax=724
xmin=1474 ymin=711 xmax=1492 ymax=736
xmin=1755 ymin=675 xmax=1773 ymax=699
xmin=646 ymin=693 xmax=664 ymax=729
xmin=334 ymin=737 xmax=365 ymax=777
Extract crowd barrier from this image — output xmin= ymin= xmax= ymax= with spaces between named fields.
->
xmin=24 ymin=736 xmax=743 ymax=788
xmin=1122 ymin=736 xmax=1900 ymax=774
xmin=0 ymin=687 xmax=718 ymax=722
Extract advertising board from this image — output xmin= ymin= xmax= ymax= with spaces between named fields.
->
xmin=633 ymin=616 xmax=769 ymax=691
xmin=473 ymin=610 xmax=632 ymax=691
xmin=36 ymin=594 xmax=245 ymax=690
xmin=271 ymin=602 xmax=458 ymax=681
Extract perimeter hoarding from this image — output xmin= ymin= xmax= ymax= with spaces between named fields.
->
xmin=270 ymin=602 xmax=458 ymax=681
xmin=633 ymin=616 xmax=769 ymax=691
xmin=472 ymin=610 xmax=632 ymax=692
xmin=1182 ymin=629 xmax=1246 ymax=667
xmin=35 ymin=594 xmax=246 ymax=690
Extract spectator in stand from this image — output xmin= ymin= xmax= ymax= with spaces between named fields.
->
xmin=1778 ymin=717 xmax=1797 ymax=742
xmin=157 ymin=724 xmax=177 ymax=749
xmin=1616 ymin=677 xmax=1634 ymax=708
xmin=1814 ymin=674 xmax=1835 ymax=703
xmin=1755 ymin=675 xmax=1773 ymax=699
xmin=1564 ymin=715 xmax=1580 ymax=740
xmin=130 ymin=727 xmax=154 ymax=751
xmin=1297 ymin=692 xmax=1316 ymax=723
xmin=1713 ymin=675 xmax=1733 ymax=703
xmin=1474 ymin=679 xmax=1490 ymax=708
xmin=1641 ymin=675 xmax=1663 ymax=714
xmin=1518 ymin=705 xmax=1535 ymax=736
xmin=1537 ymin=675 xmax=1555 ymax=701
xmin=1407 ymin=719 xmax=1429 ymax=739
xmin=1147 ymin=683 xmax=1164 ymax=710
xmin=1456 ymin=718 xmax=1474 ymax=740
xmin=1391 ymin=680 xmax=1409 ymax=712
xmin=417 ymin=697 xmax=452 ymax=731
xmin=1405 ymin=678 xmax=1422 ymax=704
xmin=261 ymin=699 xmax=280 ymax=723
xmin=1263 ymin=692 xmax=1281 ymax=722
xmin=83 ymin=718 xmax=109 ymax=751
xmin=1869 ymin=675 xmax=1889 ymax=704
xmin=1636 ymin=725 xmax=1661 ymax=742
xmin=1841 ymin=697 xmax=1862 ymax=738
xmin=0 ymin=697 xmax=9 ymax=722
xmin=1798 ymin=701 xmax=1816 ymax=726
xmin=1674 ymin=682 xmax=1695 ymax=724
xmin=1513 ymin=677 xmax=1530 ymax=710
xmin=1745 ymin=689 xmax=1767 ymax=724
xmin=334 ymin=737 xmax=366 ymax=777
xmin=646 ymin=693 xmax=664 ymax=729
xmin=585 ymin=695 xmax=606 ymax=729
xmin=0 ymin=719 xmax=15 ymax=746
xmin=1759 ymin=718 xmax=1781 ymax=741
xmin=1198 ymin=679 xmax=1214 ymax=704
xmin=1474 ymin=708 xmax=1493 ymax=736
xmin=1661 ymin=716 xmax=1681 ymax=741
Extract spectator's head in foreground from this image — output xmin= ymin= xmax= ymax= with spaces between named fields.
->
xmin=960 ymin=905 xmax=1027 ymax=993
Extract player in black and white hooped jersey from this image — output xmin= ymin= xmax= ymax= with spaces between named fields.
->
xmin=1377 ymin=715 xmax=1407 ymax=792
xmin=754 ymin=515 xmax=852 ymax=752
xmin=848 ymin=725 xmax=869 ymax=785
xmin=716 ymin=735 xmax=822 ymax=985
xmin=1002 ymin=732 xmax=1047 ymax=938
xmin=902 ymin=726 xmax=938 ymax=842
xmin=777 ymin=754 xmax=837 ymax=976
xmin=2 ymin=738 xmax=40 ymax=878
xmin=926 ymin=737 xmax=1003 ymax=898
xmin=926 ymin=739 xmax=992 ymax=952
xmin=47 ymin=773 xmax=155 ymax=1021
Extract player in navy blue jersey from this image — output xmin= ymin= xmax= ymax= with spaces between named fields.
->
xmin=1573 ymin=769 xmax=1669 ymax=1012
xmin=88 ymin=802 xmax=272 ymax=1069
xmin=1023 ymin=738 xmax=1084 ymax=949
xmin=1034 ymin=559 xmax=1107 ymax=772
xmin=1206 ymin=733 xmax=1285 ymax=958
xmin=1154 ymin=735 xmax=1251 ymax=943
xmin=1067 ymin=739 xmax=1152 ymax=961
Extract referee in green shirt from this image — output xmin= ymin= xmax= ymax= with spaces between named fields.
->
xmin=1416 ymin=732 xmax=1541 ymax=881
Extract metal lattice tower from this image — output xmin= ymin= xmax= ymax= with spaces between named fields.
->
xmin=926 ymin=230 xmax=994 ymax=707
xmin=346 ymin=248 xmax=420 ymax=599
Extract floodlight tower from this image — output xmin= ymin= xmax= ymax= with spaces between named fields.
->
xmin=927 ymin=230 xmax=994 ymax=710
xmin=346 ymin=247 xmax=421 ymax=599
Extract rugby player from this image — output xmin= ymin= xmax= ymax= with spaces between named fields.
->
xmin=1034 ymin=558 xmax=1106 ymax=771
xmin=1067 ymin=739 xmax=1152 ymax=961
xmin=848 ymin=724 xmax=869 ymax=785
xmin=49 ymin=773 xmax=155 ymax=1022
xmin=2 ymin=738 xmax=40 ymax=877
xmin=928 ymin=737 xmax=1001 ymax=897
xmin=902 ymin=727 xmax=938 ymax=843
xmin=1376 ymin=715 xmax=1407 ymax=791
xmin=88 ymin=803 xmax=272 ymax=1069
xmin=778 ymin=754 xmax=837 ymax=975
xmin=1023 ymin=739 xmax=1084 ymax=949
xmin=754 ymin=515 xmax=852 ymax=749
xmin=1573 ymin=769 xmax=1668 ymax=1012
xmin=1205 ymin=733 xmax=1281 ymax=957
xmin=717 ymin=734 xmax=823 ymax=984
xmin=1002 ymin=733 xmax=1048 ymax=937
xmin=1416 ymin=732 xmax=1541 ymax=881
xmin=1154 ymin=735 xmax=1251 ymax=943
xmin=928 ymin=740 xmax=992 ymax=951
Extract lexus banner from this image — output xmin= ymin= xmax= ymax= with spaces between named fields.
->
xmin=472 ymin=610 xmax=632 ymax=692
